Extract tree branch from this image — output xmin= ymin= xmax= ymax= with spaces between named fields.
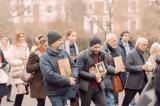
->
xmin=11 ymin=0 xmax=33 ymax=17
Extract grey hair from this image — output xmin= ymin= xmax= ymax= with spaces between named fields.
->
xmin=135 ymin=37 xmax=148 ymax=47
xmin=105 ymin=33 xmax=117 ymax=42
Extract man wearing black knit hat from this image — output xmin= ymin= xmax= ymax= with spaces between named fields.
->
xmin=40 ymin=31 xmax=78 ymax=106
xmin=77 ymin=36 xmax=114 ymax=106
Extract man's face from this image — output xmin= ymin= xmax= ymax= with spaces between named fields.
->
xmin=138 ymin=41 xmax=148 ymax=52
xmin=51 ymin=38 xmax=64 ymax=51
xmin=121 ymin=33 xmax=130 ymax=43
xmin=107 ymin=35 xmax=118 ymax=48
xmin=90 ymin=44 xmax=101 ymax=54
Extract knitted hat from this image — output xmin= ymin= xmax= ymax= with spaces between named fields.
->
xmin=89 ymin=36 xmax=101 ymax=47
xmin=47 ymin=31 xmax=62 ymax=45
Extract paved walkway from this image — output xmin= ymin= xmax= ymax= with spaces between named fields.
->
xmin=1 ymin=86 xmax=140 ymax=106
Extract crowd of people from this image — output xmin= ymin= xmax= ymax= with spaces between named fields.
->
xmin=0 ymin=30 xmax=160 ymax=106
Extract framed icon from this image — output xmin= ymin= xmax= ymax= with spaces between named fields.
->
xmin=58 ymin=58 xmax=72 ymax=77
xmin=95 ymin=62 xmax=107 ymax=75
xmin=113 ymin=56 xmax=125 ymax=72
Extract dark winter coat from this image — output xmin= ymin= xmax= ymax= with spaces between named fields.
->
xmin=101 ymin=43 xmax=121 ymax=90
xmin=77 ymin=48 xmax=115 ymax=91
xmin=118 ymin=39 xmax=133 ymax=65
xmin=26 ymin=51 xmax=46 ymax=98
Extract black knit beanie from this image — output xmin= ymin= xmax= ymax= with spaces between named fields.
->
xmin=89 ymin=36 xmax=101 ymax=47
xmin=47 ymin=31 xmax=62 ymax=45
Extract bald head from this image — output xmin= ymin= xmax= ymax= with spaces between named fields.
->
xmin=105 ymin=33 xmax=118 ymax=48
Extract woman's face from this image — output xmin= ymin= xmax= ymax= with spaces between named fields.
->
xmin=18 ymin=34 xmax=25 ymax=43
xmin=38 ymin=41 xmax=48 ymax=49
xmin=67 ymin=32 xmax=77 ymax=43
xmin=1 ymin=37 xmax=8 ymax=48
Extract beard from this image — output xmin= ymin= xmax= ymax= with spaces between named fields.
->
xmin=58 ymin=44 xmax=64 ymax=51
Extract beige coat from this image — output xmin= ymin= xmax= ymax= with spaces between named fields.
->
xmin=8 ymin=44 xmax=30 ymax=85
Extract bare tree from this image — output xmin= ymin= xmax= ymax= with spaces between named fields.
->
xmin=105 ymin=0 xmax=115 ymax=32
xmin=10 ymin=0 xmax=33 ymax=17
xmin=155 ymin=0 xmax=160 ymax=6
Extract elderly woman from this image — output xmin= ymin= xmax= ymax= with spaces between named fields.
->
xmin=146 ymin=42 xmax=160 ymax=73
xmin=8 ymin=32 xmax=30 ymax=106
xmin=26 ymin=35 xmax=47 ymax=106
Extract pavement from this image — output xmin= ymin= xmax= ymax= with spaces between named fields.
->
xmin=1 ymin=86 xmax=140 ymax=106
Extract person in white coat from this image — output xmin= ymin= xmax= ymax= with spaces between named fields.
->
xmin=0 ymin=36 xmax=13 ymax=102
xmin=8 ymin=32 xmax=30 ymax=106
xmin=0 ymin=48 xmax=8 ymax=105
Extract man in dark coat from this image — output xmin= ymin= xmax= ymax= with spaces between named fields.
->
xmin=122 ymin=37 xmax=149 ymax=106
xmin=40 ymin=31 xmax=78 ymax=106
xmin=118 ymin=31 xmax=135 ymax=106
xmin=77 ymin=36 xmax=112 ymax=106
xmin=102 ymin=33 xmax=122 ymax=106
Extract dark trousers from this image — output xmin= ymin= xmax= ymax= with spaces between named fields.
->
xmin=0 ymin=98 xmax=1 ymax=104
xmin=79 ymin=87 xmax=106 ymax=106
xmin=70 ymin=97 xmax=79 ymax=106
xmin=114 ymin=92 xmax=119 ymax=104
xmin=14 ymin=94 xmax=24 ymax=106
xmin=6 ymin=84 xmax=12 ymax=99
xmin=155 ymin=90 xmax=160 ymax=106
xmin=36 ymin=98 xmax=45 ymax=106
xmin=122 ymin=89 xmax=142 ymax=106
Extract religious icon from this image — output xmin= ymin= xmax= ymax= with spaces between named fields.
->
xmin=95 ymin=62 xmax=107 ymax=75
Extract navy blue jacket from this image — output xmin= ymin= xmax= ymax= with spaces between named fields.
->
xmin=118 ymin=39 xmax=133 ymax=65
xmin=40 ymin=46 xmax=78 ymax=96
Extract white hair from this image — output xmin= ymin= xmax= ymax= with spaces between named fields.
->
xmin=105 ymin=33 xmax=117 ymax=42
xmin=150 ymin=42 xmax=160 ymax=55
xmin=135 ymin=37 xmax=148 ymax=47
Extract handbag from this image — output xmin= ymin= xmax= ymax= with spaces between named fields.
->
xmin=112 ymin=74 xmax=124 ymax=92
xmin=0 ymin=69 xmax=9 ymax=83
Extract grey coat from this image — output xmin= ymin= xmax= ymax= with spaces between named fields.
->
xmin=125 ymin=48 xmax=148 ymax=90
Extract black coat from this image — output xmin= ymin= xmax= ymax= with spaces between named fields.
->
xmin=101 ymin=43 xmax=121 ymax=90
xmin=125 ymin=48 xmax=148 ymax=89
xmin=77 ymin=48 xmax=115 ymax=91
